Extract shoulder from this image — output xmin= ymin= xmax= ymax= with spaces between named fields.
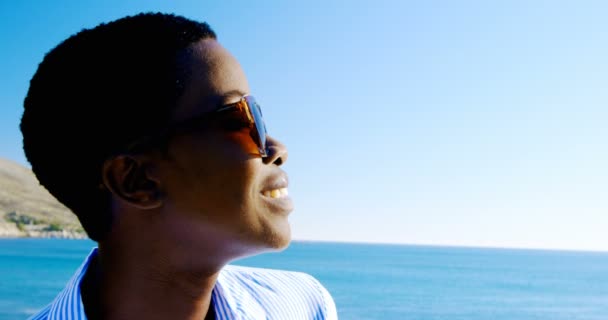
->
xmin=216 ymin=265 xmax=338 ymax=319
xmin=27 ymin=248 xmax=97 ymax=320
xmin=27 ymin=304 xmax=51 ymax=320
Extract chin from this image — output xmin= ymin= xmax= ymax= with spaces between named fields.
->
xmin=271 ymin=231 xmax=292 ymax=251
xmin=257 ymin=221 xmax=292 ymax=252
xmin=231 ymin=229 xmax=291 ymax=262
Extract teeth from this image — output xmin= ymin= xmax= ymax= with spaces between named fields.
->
xmin=264 ymin=188 xmax=288 ymax=198
xmin=270 ymin=189 xmax=280 ymax=198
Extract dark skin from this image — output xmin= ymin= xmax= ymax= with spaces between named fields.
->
xmin=80 ymin=39 xmax=292 ymax=320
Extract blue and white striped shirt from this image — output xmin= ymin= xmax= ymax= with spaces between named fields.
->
xmin=29 ymin=248 xmax=338 ymax=320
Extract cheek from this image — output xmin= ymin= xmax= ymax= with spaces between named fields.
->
xmin=225 ymin=130 xmax=261 ymax=157
xmin=205 ymin=133 xmax=260 ymax=199
xmin=167 ymin=134 xmax=259 ymax=213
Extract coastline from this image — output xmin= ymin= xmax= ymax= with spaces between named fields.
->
xmin=0 ymin=223 xmax=87 ymax=239
xmin=0 ymin=230 xmax=87 ymax=239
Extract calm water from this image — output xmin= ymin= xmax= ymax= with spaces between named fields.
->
xmin=2 ymin=239 xmax=608 ymax=319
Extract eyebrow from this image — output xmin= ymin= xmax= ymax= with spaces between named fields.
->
xmin=219 ymin=89 xmax=248 ymax=104
xmin=185 ymin=90 xmax=249 ymax=121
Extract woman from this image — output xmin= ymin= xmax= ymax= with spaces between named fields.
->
xmin=22 ymin=12 xmax=337 ymax=320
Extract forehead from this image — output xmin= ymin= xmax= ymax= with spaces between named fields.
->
xmin=173 ymin=39 xmax=250 ymax=121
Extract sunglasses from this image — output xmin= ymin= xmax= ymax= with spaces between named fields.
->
xmin=126 ymin=95 xmax=268 ymax=157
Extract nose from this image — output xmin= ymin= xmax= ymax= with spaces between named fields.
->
xmin=263 ymin=135 xmax=288 ymax=166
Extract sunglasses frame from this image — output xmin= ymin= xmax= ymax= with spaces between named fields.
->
xmin=124 ymin=95 xmax=268 ymax=157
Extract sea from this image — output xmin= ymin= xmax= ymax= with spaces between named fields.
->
xmin=2 ymin=239 xmax=608 ymax=320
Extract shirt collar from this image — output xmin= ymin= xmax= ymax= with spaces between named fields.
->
xmin=47 ymin=247 xmax=96 ymax=320
xmin=45 ymin=247 xmax=235 ymax=320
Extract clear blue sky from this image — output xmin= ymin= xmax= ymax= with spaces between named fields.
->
xmin=1 ymin=1 xmax=607 ymax=251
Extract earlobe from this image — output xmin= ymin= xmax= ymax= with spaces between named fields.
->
xmin=101 ymin=155 xmax=163 ymax=210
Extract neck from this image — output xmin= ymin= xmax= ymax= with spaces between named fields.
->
xmin=81 ymin=244 xmax=221 ymax=320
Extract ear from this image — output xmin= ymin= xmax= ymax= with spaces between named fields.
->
xmin=101 ymin=155 xmax=163 ymax=210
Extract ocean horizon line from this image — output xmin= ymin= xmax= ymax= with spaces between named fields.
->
xmin=290 ymin=238 xmax=608 ymax=255
xmin=3 ymin=236 xmax=607 ymax=255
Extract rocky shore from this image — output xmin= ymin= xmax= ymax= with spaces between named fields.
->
xmin=0 ymin=226 xmax=87 ymax=239
xmin=0 ymin=157 xmax=87 ymax=239
xmin=0 ymin=219 xmax=88 ymax=239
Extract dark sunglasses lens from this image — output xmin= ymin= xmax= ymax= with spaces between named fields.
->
xmin=246 ymin=97 xmax=267 ymax=157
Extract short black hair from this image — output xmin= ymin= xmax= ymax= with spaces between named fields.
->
xmin=20 ymin=12 xmax=217 ymax=241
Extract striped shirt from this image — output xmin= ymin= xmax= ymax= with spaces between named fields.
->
xmin=29 ymin=248 xmax=338 ymax=320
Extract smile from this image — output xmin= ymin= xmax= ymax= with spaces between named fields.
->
xmin=262 ymin=188 xmax=289 ymax=198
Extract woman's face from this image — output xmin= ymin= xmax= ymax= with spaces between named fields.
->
xmin=149 ymin=39 xmax=293 ymax=264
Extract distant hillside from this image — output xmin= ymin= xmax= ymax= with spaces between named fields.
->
xmin=0 ymin=157 xmax=86 ymax=238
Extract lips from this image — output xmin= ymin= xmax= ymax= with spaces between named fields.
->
xmin=263 ymin=187 xmax=288 ymax=198
xmin=260 ymin=173 xmax=289 ymax=196
xmin=260 ymin=172 xmax=293 ymax=214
